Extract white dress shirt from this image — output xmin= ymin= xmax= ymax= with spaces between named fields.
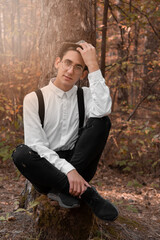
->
xmin=23 ymin=70 xmax=112 ymax=175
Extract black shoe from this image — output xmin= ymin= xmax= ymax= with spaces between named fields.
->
xmin=47 ymin=192 xmax=80 ymax=209
xmin=81 ymin=186 xmax=118 ymax=221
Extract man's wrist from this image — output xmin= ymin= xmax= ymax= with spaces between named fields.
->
xmin=88 ymin=69 xmax=103 ymax=82
xmin=87 ymin=63 xmax=99 ymax=73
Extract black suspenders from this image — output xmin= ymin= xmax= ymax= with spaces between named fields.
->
xmin=77 ymin=87 xmax=85 ymax=135
xmin=35 ymin=87 xmax=85 ymax=135
xmin=35 ymin=89 xmax=45 ymax=128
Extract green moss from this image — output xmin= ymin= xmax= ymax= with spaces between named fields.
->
xmin=118 ymin=215 xmax=144 ymax=231
xmin=34 ymin=195 xmax=61 ymax=229
xmin=106 ymin=225 xmax=121 ymax=239
xmin=33 ymin=198 xmax=94 ymax=240
xmin=19 ymin=192 xmax=28 ymax=208
xmin=19 ymin=184 xmax=39 ymax=209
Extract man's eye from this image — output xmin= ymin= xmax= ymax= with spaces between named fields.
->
xmin=75 ymin=65 xmax=83 ymax=71
xmin=64 ymin=59 xmax=72 ymax=66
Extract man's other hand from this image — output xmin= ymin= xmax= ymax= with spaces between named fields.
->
xmin=67 ymin=169 xmax=90 ymax=197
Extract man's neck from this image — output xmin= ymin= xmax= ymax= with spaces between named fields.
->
xmin=53 ymin=80 xmax=73 ymax=92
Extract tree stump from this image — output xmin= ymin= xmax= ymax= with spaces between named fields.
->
xmin=20 ymin=181 xmax=95 ymax=240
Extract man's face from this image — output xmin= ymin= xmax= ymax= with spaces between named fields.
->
xmin=54 ymin=50 xmax=85 ymax=91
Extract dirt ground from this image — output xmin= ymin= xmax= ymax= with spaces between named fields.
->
xmin=0 ymin=159 xmax=160 ymax=240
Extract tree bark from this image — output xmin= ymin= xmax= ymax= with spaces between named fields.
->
xmin=16 ymin=0 xmax=21 ymax=59
xmin=142 ymin=18 xmax=160 ymax=99
xmin=132 ymin=21 xmax=139 ymax=105
xmin=39 ymin=0 xmax=96 ymax=87
xmin=0 ymin=5 xmax=4 ymax=57
xmin=11 ymin=0 xmax=15 ymax=62
xmin=116 ymin=1 xmax=129 ymax=106
xmin=100 ymin=0 xmax=109 ymax=78
xmin=20 ymin=181 xmax=95 ymax=240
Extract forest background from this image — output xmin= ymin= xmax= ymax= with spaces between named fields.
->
xmin=0 ymin=0 xmax=160 ymax=240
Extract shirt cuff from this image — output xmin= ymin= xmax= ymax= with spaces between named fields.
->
xmin=88 ymin=69 xmax=103 ymax=83
xmin=60 ymin=162 xmax=75 ymax=175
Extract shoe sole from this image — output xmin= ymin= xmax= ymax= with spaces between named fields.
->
xmin=47 ymin=193 xmax=80 ymax=209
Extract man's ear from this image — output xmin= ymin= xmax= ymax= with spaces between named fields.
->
xmin=54 ymin=57 xmax=61 ymax=69
xmin=80 ymin=70 xmax=88 ymax=80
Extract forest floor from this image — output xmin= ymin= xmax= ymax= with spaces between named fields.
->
xmin=0 ymin=158 xmax=160 ymax=240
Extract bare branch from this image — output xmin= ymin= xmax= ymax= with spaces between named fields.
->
xmin=127 ymin=78 xmax=160 ymax=121
xmin=108 ymin=4 xmax=124 ymax=44
xmin=119 ymin=0 xmax=160 ymax=40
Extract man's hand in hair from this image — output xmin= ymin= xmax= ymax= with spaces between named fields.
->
xmin=77 ymin=42 xmax=99 ymax=73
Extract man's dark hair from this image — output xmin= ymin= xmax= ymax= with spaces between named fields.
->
xmin=58 ymin=42 xmax=83 ymax=59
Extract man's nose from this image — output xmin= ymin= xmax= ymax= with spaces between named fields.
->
xmin=67 ymin=65 xmax=74 ymax=74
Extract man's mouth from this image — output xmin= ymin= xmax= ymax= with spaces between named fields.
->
xmin=63 ymin=75 xmax=72 ymax=80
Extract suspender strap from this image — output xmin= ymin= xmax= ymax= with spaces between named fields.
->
xmin=35 ymin=87 xmax=85 ymax=135
xmin=77 ymin=87 xmax=85 ymax=135
xmin=35 ymin=89 xmax=45 ymax=128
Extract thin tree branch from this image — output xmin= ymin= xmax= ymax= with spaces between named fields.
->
xmin=108 ymin=4 xmax=124 ymax=43
xmin=127 ymin=78 xmax=160 ymax=121
xmin=105 ymin=60 xmax=147 ymax=72
xmin=118 ymin=0 xmax=160 ymax=40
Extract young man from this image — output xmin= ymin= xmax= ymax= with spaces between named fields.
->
xmin=12 ymin=41 xmax=118 ymax=221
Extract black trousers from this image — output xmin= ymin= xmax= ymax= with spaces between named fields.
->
xmin=12 ymin=117 xmax=111 ymax=195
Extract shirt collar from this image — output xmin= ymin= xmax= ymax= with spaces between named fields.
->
xmin=49 ymin=78 xmax=77 ymax=98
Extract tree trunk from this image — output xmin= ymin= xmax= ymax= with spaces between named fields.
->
xmin=116 ymin=1 xmax=129 ymax=107
xmin=39 ymin=0 xmax=96 ymax=87
xmin=11 ymin=0 xmax=15 ymax=62
xmin=0 ymin=5 xmax=4 ymax=57
xmin=21 ymin=1 xmax=96 ymax=239
xmin=100 ymin=0 xmax=109 ymax=78
xmin=16 ymin=0 xmax=21 ymax=60
xmin=20 ymin=181 xmax=95 ymax=240
xmin=132 ymin=21 xmax=139 ymax=105
xmin=142 ymin=19 xmax=160 ymax=99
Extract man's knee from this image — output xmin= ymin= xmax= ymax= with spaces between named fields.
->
xmin=86 ymin=116 xmax=111 ymax=132
xmin=81 ymin=116 xmax=111 ymax=143
xmin=12 ymin=144 xmax=32 ymax=166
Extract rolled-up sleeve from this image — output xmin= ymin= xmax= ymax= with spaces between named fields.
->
xmin=83 ymin=69 xmax=112 ymax=118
